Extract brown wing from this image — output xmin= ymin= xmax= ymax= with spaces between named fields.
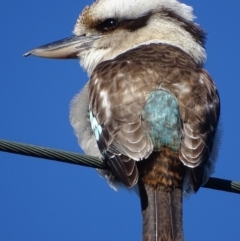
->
xmin=155 ymin=62 xmax=220 ymax=191
xmin=179 ymin=70 xmax=220 ymax=191
xmin=89 ymin=55 xmax=155 ymax=187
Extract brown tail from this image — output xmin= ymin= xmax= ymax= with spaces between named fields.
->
xmin=138 ymin=181 xmax=184 ymax=241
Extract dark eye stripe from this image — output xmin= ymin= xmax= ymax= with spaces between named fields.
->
xmin=96 ymin=18 xmax=118 ymax=32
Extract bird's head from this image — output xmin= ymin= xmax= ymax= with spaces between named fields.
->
xmin=25 ymin=0 xmax=206 ymax=75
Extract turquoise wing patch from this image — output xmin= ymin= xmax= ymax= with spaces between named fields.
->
xmin=89 ymin=110 xmax=102 ymax=141
xmin=141 ymin=89 xmax=182 ymax=152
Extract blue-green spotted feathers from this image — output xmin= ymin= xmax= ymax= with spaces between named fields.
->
xmin=142 ymin=89 xmax=182 ymax=152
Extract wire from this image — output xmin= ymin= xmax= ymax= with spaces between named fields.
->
xmin=0 ymin=139 xmax=107 ymax=169
xmin=203 ymin=177 xmax=240 ymax=194
xmin=0 ymin=139 xmax=239 ymax=194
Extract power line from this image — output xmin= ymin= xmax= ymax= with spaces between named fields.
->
xmin=1 ymin=139 xmax=239 ymax=194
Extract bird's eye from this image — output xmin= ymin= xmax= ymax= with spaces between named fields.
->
xmin=98 ymin=18 xmax=118 ymax=32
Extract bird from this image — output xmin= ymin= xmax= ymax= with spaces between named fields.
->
xmin=24 ymin=0 xmax=220 ymax=240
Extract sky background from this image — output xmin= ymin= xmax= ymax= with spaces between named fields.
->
xmin=1 ymin=1 xmax=240 ymax=241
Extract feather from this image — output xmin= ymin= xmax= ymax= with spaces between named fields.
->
xmin=138 ymin=149 xmax=184 ymax=241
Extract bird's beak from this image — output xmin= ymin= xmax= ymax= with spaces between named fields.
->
xmin=24 ymin=35 xmax=99 ymax=59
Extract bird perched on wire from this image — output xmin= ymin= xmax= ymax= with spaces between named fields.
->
xmin=25 ymin=0 xmax=220 ymax=240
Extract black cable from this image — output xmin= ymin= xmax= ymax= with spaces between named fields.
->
xmin=0 ymin=139 xmax=239 ymax=194
xmin=203 ymin=177 xmax=240 ymax=194
xmin=0 ymin=139 xmax=107 ymax=169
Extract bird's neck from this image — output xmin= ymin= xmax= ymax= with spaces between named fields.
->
xmin=79 ymin=16 xmax=206 ymax=76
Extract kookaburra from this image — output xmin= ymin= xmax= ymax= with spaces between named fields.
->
xmin=25 ymin=0 xmax=220 ymax=240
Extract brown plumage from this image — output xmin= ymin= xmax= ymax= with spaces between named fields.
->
xmin=138 ymin=149 xmax=185 ymax=192
xmin=88 ymin=43 xmax=219 ymax=241
xmin=89 ymin=43 xmax=219 ymax=190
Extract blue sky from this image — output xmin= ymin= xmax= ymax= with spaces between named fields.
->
xmin=1 ymin=1 xmax=240 ymax=240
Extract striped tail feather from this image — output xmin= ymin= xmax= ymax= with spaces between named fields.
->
xmin=137 ymin=149 xmax=185 ymax=241
xmin=139 ymin=181 xmax=184 ymax=241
